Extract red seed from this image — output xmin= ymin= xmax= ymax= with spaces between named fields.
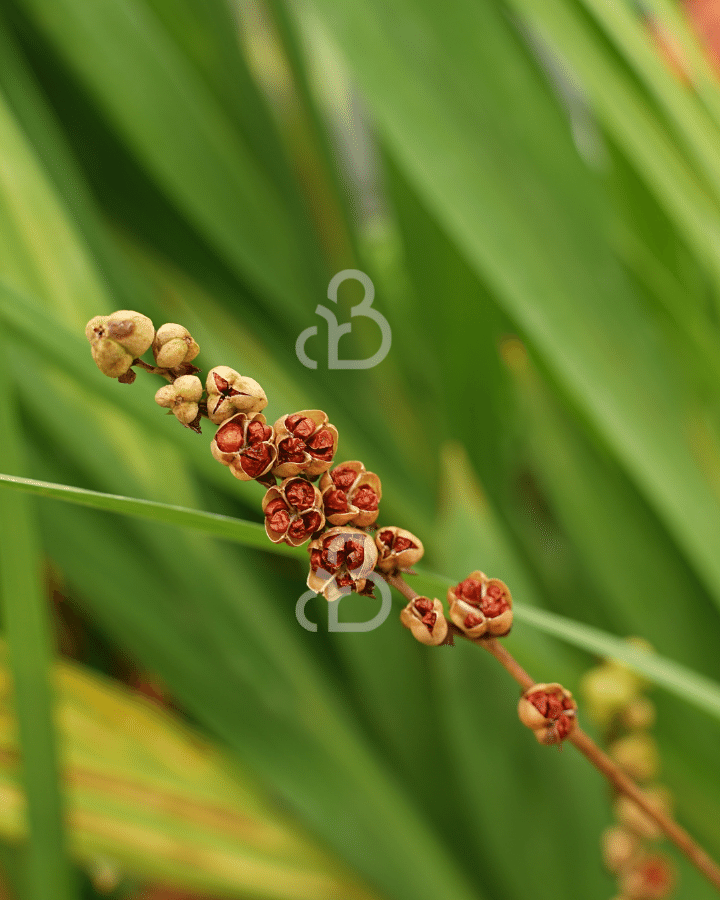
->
xmin=529 ymin=690 xmax=566 ymax=721
xmin=344 ymin=540 xmax=365 ymax=570
xmin=267 ymin=510 xmax=291 ymax=534
xmin=324 ymin=489 xmax=349 ymax=514
xmin=285 ymin=479 xmax=316 ymax=510
xmin=555 ymin=714 xmax=574 ymax=740
xmin=264 ymin=498 xmax=288 ymax=517
xmin=458 ymin=578 xmax=482 ymax=603
xmin=246 ymin=420 xmax=268 ymax=444
xmin=286 ymin=414 xmax=315 ymax=438
xmin=301 ymin=511 xmax=323 ymax=534
xmin=240 ymin=444 xmax=273 ymax=478
xmin=393 ymin=536 xmax=416 ymax=553
xmin=353 ymin=486 xmax=379 ymax=511
xmin=306 ymin=429 xmax=334 ymax=460
xmin=331 ymin=466 xmax=357 ymax=490
xmin=483 ymin=598 xmax=508 ymax=617
xmin=321 ymin=544 xmax=343 ymax=572
xmin=215 ymin=421 xmax=245 ymax=453
xmin=414 ymin=598 xmax=434 ymax=614
xmin=288 ymin=518 xmax=307 ymax=540
xmin=278 ymin=437 xmax=306 ymax=463
xmin=528 ymin=692 xmax=550 ymax=717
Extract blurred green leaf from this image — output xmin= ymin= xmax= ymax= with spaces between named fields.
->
xmin=308 ymin=0 xmax=720 ymax=615
xmin=0 ymin=640 xmax=381 ymax=900
xmin=17 ymin=0 xmax=325 ymax=318
xmin=0 ymin=355 xmax=77 ymax=900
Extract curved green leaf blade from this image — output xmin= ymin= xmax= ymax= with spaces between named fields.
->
xmin=0 ymin=472 xmax=301 ymax=560
xmin=0 ymin=356 xmax=78 ymax=900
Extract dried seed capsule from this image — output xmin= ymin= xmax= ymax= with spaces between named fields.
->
xmin=152 ymin=323 xmax=200 ymax=368
xmin=447 ymin=571 xmax=513 ymax=637
xmin=211 ymin=412 xmax=276 ymax=481
xmin=206 ymin=366 xmax=267 ymax=424
xmin=621 ymin=697 xmax=656 ymax=731
xmin=609 ymin=732 xmax=660 ymax=782
xmin=319 ymin=461 xmax=382 ymax=526
xmin=374 ymin=526 xmax=424 ymax=573
xmin=154 ymin=374 xmax=203 ymax=425
xmin=601 ymin=825 xmax=641 ymax=875
xmin=618 ymin=852 xmax=675 ymax=900
xmin=89 ymin=339 xmax=134 ymax=379
xmin=580 ymin=662 xmax=644 ymax=728
xmin=518 ymin=682 xmax=578 ymax=745
xmin=307 ymin=527 xmax=377 ymax=602
xmin=273 ymin=410 xmax=339 ymax=479
xmin=85 ymin=310 xmax=154 ymax=377
xmin=262 ymin=477 xmax=325 ymax=547
xmin=614 ymin=786 xmax=673 ymax=841
xmin=400 ymin=597 xmax=448 ymax=646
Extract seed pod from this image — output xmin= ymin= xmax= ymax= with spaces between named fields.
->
xmin=319 ymin=461 xmax=382 ymax=526
xmin=272 ymin=410 xmax=338 ymax=479
xmin=152 ymin=323 xmax=200 ymax=368
xmin=262 ymin=478 xmax=325 ymax=547
xmin=621 ymin=697 xmax=656 ymax=731
xmin=89 ymin=339 xmax=134 ymax=379
xmin=206 ymin=366 xmax=267 ymax=424
xmin=154 ymin=374 xmax=203 ymax=425
xmin=614 ymin=786 xmax=673 ymax=841
xmin=618 ymin=852 xmax=675 ymax=900
xmin=307 ymin=527 xmax=377 ymax=602
xmin=580 ymin=663 xmax=643 ymax=727
xmin=448 ymin=599 xmax=488 ymax=639
xmin=211 ymin=412 xmax=276 ymax=481
xmin=609 ymin=732 xmax=660 ymax=782
xmin=400 ymin=597 xmax=448 ymax=646
xmin=518 ymin=682 xmax=578 ymax=745
xmin=447 ymin=571 xmax=513 ymax=637
xmin=86 ymin=310 xmax=154 ymax=377
xmin=375 ymin=527 xmax=424 ymax=573
xmin=601 ymin=825 xmax=641 ymax=875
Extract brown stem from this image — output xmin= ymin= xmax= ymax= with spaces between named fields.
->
xmin=132 ymin=358 xmax=174 ymax=379
xmin=131 ymin=360 xmax=211 ymax=423
xmin=384 ymin=571 xmax=720 ymax=894
xmin=569 ymin=727 xmax=720 ymax=891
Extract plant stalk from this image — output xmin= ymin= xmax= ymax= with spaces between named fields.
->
xmin=385 ymin=572 xmax=720 ymax=893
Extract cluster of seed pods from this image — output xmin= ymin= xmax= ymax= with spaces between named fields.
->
xmin=85 ymin=310 xmax=699 ymax=899
xmin=85 ymin=311 xmax=427 ymax=602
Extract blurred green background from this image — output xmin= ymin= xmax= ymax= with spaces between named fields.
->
xmin=1 ymin=0 xmax=720 ymax=897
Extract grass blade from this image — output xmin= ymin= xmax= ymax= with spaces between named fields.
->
xmin=7 ymin=468 xmax=720 ymax=731
xmin=0 ymin=354 xmax=77 ymax=900
xmin=0 ymin=472 xmax=301 ymax=560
